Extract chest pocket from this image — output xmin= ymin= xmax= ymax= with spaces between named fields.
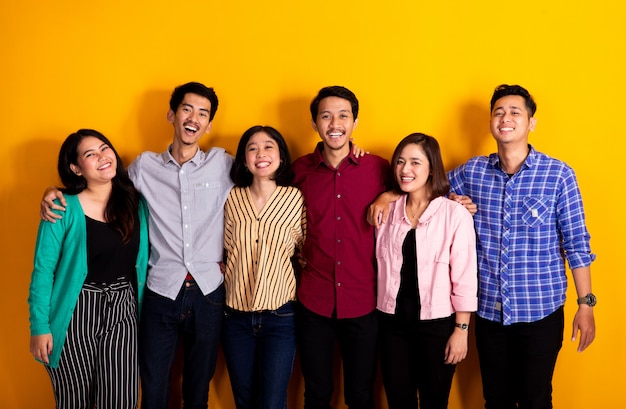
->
xmin=522 ymin=196 xmax=550 ymax=228
xmin=193 ymin=182 xmax=221 ymax=212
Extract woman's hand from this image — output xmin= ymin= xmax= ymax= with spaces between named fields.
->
xmin=30 ymin=334 xmax=53 ymax=364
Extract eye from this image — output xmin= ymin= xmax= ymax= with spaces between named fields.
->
xmin=340 ymin=114 xmax=348 ymax=119
xmin=320 ymin=114 xmax=330 ymax=120
xmin=200 ymin=112 xmax=208 ymax=118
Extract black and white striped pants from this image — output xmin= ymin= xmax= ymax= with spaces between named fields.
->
xmin=46 ymin=281 xmax=138 ymax=409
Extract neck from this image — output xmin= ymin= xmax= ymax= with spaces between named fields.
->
xmin=249 ymin=178 xmax=277 ymax=197
xmin=497 ymin=144 xmax=530 ymax=174
xmin=78 ymin=182 xmax=112 ymax=221
xmin=249 ymin=179 xmax=277 ymax=213
xmin=170 ymin=140 xmax=199 ymax=165
xmin=322 ymin=145 xmax=350 ymax=169
xmin=405 ymin=191 xmax=430 ymax=223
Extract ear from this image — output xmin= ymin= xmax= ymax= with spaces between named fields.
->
xmin=354 ymin=118 xmax=358 ymax=129
xmin=205 ymin=121 xmax=213 ymax=134
xmin=529 ymin=116 xmax=537 ymax=132
xmin=70 ymin=164 xmax=81 ymax=176
xmin=311 ymin=120 xmax=318 ymax=133
xmin=167 ymin=109 xmax=175 ymax=124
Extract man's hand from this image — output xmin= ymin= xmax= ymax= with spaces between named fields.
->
xmin=449 ymin=192 xmax=477 ymax=216
xmin=30 ymin=334 xmax=53 ymax=364
xmin=41 ymin=187 xmax=66 ymax=222
xmin=367 ymin=191 xmax=401 ymax=228
xmin=572 ymin=305 xmax=595 ymax=352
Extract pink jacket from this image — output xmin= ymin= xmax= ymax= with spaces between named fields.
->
xmin=376 ymin=196 xmax=478 ymax=319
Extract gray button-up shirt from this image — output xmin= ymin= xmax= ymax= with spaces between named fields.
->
xmin=129 ymin=146 xmax=234 ymax=300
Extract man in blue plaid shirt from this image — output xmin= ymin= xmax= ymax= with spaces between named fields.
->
xmin=447 ymin=84 xmax=596 ymax=409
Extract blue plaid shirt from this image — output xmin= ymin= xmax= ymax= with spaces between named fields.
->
xmin=448 ymin=145 xmax=595 ymax=325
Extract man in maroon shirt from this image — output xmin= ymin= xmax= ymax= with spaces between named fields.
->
xmin=293 ymin=86 xmax=390 ymax=409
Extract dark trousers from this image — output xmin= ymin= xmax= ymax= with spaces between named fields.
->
xmin=475 ymin=307 xmax=564 ymax=409
xmin=296 ymin=304 xmax=378 ymax=409
xmin=379 ymin=311 xmax=457 ymax=409
xmin=139 ymin=281 xmax=224 ymax=409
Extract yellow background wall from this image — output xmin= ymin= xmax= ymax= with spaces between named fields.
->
xmin=1 ymin=1 xmax=622 ymax=407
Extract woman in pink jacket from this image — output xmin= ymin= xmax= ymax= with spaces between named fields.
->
xmin=376 ymin=133 xmax=477 ymax=409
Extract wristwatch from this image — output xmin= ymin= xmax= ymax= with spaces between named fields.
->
xmin=576 ymin=293 xmax=597 ymax=307
xmin=455 ymin=323 xmax=469 ymax=330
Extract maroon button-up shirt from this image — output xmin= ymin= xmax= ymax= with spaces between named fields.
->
xmin=293 ymin=143 xmax=390 ymax=318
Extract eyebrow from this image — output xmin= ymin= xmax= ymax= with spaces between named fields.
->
xmin=81 ymin=143 xmax=107 ymax=155
xmin=494 ymin=105 xmax=524 ymax=111
xmin=320 ymin=109 xmax=351 ymax=114
xmin=182 ymin=103 xmax=210 ymax=113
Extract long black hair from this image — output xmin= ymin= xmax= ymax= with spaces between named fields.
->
xmin=57 ymin=129 xmax=139 ymax=243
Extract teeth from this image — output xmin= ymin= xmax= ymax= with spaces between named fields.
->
xmin=185 ymin=126 xmax=198 ymax=132
xmin=256 ymin=162 xmax=270 ymax=168
xmin=500 ymin=127 xmax=514 ymax=131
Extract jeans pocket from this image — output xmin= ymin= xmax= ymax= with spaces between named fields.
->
xmin=271 ymin=301 xmax=295 ymax=317
xmin=203 ymin=283 xmax=225 ymax=307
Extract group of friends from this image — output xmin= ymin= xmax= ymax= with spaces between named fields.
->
xmin=28 ymin=81 xmax=596 ymax=409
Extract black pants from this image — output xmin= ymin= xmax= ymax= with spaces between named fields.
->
xmin=379 ymin=311 xmax=457 ymax=409
xmin=476 ymin=307 xmax=564 ymax=409
xmin=296 ymin=303 xmax=378 ymax=409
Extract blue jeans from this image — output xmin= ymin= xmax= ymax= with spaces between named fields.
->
xmin=139 ymin=280 xmax=224 ymax=409
xmin=222 ymin=301 xmax=296 ymax=409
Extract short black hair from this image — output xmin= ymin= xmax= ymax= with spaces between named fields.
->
xmin=310 ymin=86 xmax=359 ymax=122
xmin=230 ymin=125 xmax=295 ymax=187
xmin=169 ymin=82 xmax=219 ymax=121
xmin=490 ymin=84 xmax=537 ymax=117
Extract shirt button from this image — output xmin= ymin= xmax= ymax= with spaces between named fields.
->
xmin=337 ymin=216 xmax=341 ymax=221
xmin=337 ymin=282 xmax=342 ymax=287
xmin=337 ymin=194 xmax=341 ymax=199
xmin=337 ymin=239 xmax=341 ymax=243
xmin=337 ymin=261 xmax=341 ymax=265
xmin=185 ymin=282 xmax=191 ymax=287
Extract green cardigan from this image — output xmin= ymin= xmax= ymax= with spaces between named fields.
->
xmin=28 ymin=194 xmax=149 ymax=368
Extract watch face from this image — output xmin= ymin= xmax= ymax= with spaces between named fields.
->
xmin=588 ymin=293 xmax=597 ymax=306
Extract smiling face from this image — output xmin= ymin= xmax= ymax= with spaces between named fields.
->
xmin=312 ymin=96 xmax=357 ymax=155
xmin=244 ymin=131 xmax=281 ymax=181
xmin=70 ymin=136 xmax=117 ymax=186
xmin=167 ymin=92 xmax=213 ymax=148
xmin=395 ymin=143 xmax=431 ymax=195
xmin=490 ymin=95 xmax=536 ymax=147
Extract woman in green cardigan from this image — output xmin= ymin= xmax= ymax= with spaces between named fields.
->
xmin=28 ymin=129 xmax=149 ymax=409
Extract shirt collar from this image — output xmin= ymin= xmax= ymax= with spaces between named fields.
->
xmin=160 ymin=145 xmax=203 ymax=166
xmin=490 ymin=144 xmax=537 ymax=172
xmin=312 ymin=142 xmax=360 ymax=169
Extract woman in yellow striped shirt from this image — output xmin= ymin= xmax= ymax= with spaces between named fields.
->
xmin=223 ymin=125 xmax=307 ymax=409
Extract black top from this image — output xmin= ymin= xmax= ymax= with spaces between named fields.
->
xmin=395 ymin=228 xmax=420 ymax=319
xmin=85 ymin=216 xmax=139 ymax=285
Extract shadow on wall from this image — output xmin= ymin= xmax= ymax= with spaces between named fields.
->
xmin=445 ymin=99 xmax=492 ymax=171
xmin=276 ymin=95 xmax=319 ymax=160
xmin=2 ymin=136 xmax=66 ymax=408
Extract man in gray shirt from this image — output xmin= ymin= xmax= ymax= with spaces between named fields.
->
xmin=41 ymin=82 xmax=233 ymax=409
